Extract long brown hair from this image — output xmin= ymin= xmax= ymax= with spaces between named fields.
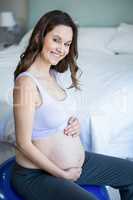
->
xmin=14 ymin=10 xmax=81 ymax=89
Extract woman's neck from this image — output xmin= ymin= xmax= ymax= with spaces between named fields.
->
xmin=29 ymin=55 xmax=51 ymax=78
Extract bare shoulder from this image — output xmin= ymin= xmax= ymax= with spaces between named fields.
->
xmin=14 ymin=75 xmax=36 ymax=90
xmin=13 ymin=75 xmax=37 ymax=107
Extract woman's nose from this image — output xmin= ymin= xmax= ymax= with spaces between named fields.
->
xmin=56 ymin=44 xmax=65 ymax=54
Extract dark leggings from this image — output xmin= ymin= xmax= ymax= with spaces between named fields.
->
xmin=11 ymin=151 xmax=133 ymax=200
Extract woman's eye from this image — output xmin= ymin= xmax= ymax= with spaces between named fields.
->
xmin=65 ymin=43 xmax=70 ymax=47
xmin=53 ymin=38 xmax=59 ymax=42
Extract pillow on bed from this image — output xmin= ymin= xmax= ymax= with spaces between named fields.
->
xmin=19 ymin=29 xmax=32 ymax=51
xmin=19 ymin=27 xmax=116 ymax=54
xmin=78 ymin=27 xmax=115 ymax=54
xmin=118 ymin=23 xmax=133 ymax=32
xmin=107 ymin=23 xmax=133 ymax=54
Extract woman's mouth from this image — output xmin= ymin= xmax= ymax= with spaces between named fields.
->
xmin=51 ymin=51 xmax=63 ymax=58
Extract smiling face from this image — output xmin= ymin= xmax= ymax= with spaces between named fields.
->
xmin=41 ymin=25 xmax=73 ymax=66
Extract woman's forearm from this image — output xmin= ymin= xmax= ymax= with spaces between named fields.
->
xmin=16 ymin=142 xmax=66 ymax=178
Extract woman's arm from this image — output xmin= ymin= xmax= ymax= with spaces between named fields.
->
xmin=13 ymin=76 xmax=66 ymax=178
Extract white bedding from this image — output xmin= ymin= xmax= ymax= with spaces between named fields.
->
xmin=80 ymin=51 xmax=133 ymax=158
xmin=0 ymin=27 xmax=133 ymax=160
xmin=78 ymin=50 xmax=133 ymax=106
xmin=0 ymin=46 xmax=21 ymax=140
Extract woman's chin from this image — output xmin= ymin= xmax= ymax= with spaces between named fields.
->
xmin=50 ymin=59 xmax=60 ymax=66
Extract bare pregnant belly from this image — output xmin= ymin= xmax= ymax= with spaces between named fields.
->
xmin=16 ymin=131 xmax=85 ymax=170
xmin=34 ymin=131 xmax=85 ymax=169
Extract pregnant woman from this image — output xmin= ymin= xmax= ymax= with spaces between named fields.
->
xmin=11 ymin=10 xmax=133 ymax=200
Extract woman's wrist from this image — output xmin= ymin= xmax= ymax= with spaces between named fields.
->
xmin=51 ymin=165 xmax=66 ymax=179
xmin=60 ymin=170 xmax=67 ymax=179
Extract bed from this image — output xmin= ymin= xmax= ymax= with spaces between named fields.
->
xmin=0 ymin=23 xmax=133 ymax=163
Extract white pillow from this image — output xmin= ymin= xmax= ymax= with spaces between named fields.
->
xmin=118 ymin=23 xmax=133 ymax=32
xmin=78 ymin=27 xmax=115 ymax=54
xmin=107 ymin=23 xmax=133 ymax=54
xmin=19 ymin=28 xmax=116 ymax=54
xmin=19 ymin=29 xmax=33 ymax=51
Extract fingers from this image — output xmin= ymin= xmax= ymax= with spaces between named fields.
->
xmin=65 ymin=124 xmax=79 ymax=133
xmin=64 ymin=116 xmax=80 ymax=137
xmin=77 ymin=167 xmax=82 ymax=174
xmin=70 ymin=168 xmax=82 ymax=181
xmin=75 ymin=168 xmax=82 ymax=180
xmin=65 ymin=167 xmax=82 ymax=181
xmin=68 ymin=116 xmax=76 ymax=125
xmin=72 ymin=131 xmax=80 ymax=137
xmin=64 ymin=126 xmax=80 ymax=136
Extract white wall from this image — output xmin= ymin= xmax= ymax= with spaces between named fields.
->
xmin=28 ymin=0 xmax=133 ymax=28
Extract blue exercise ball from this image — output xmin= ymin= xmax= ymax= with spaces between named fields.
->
xmin=81 ymin=184 xmax=110 ymax=200
xmin=0 ymin=157 xmax=110 ymax=200
xmin=0 ymin=157 xmax=23 ymax=200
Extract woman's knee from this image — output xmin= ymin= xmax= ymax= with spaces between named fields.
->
xmin=53 ymin=178 xmax=97 ymax=200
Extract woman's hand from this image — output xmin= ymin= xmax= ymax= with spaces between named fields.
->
xmin=64 ymin=116 xmax=80 ymax=137
xmin=63 ymin=167 xmax=82 ymax=181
